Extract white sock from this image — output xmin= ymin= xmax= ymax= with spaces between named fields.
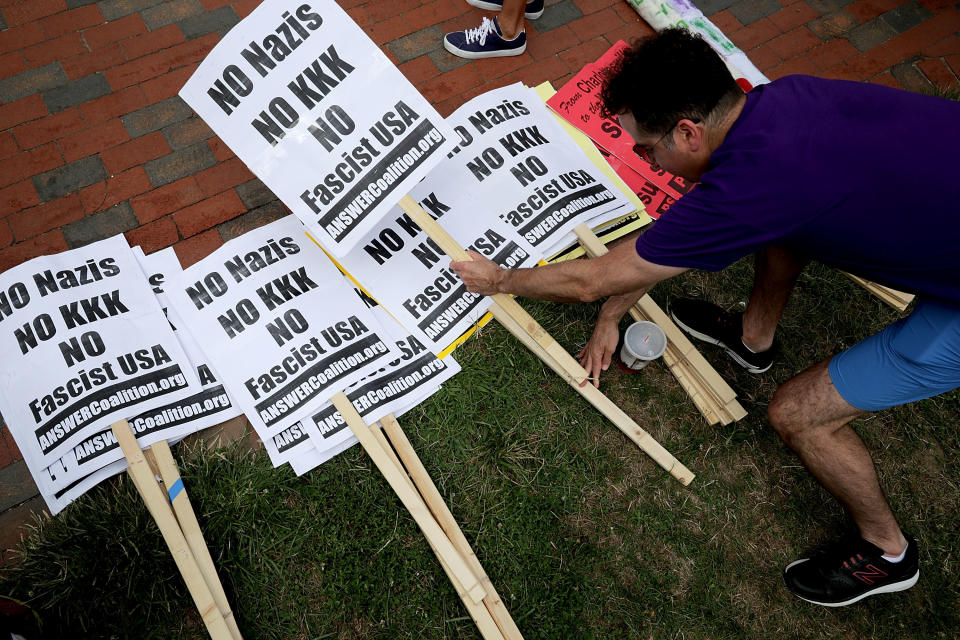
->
xmin=883 ymin=543 xmax=908 ymax=563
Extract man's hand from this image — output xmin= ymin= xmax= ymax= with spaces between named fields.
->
xmin=577 ymin=316 xmax=620 ymax=388
xmin=450 ymin=250 xmax=506 ymax=296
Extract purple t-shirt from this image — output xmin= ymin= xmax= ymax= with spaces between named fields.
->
xmin=636 ymin=75 xmax=960 ymax=305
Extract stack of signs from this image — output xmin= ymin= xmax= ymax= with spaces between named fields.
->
xmin=162 ymin=215 xmax=451 ymax=473
xmin=546 ymin=42 xmax=694 ymax=218
xmin=333 ymin=185 xmax=539 ymax=356
xmin=172 ymin=0 xmax=488 ymax=477
xmin=0 ymin=237 xmax=232 ymax=514
xmin=178 ymin=0 xmax=457 ymax=258
xmin=331 ymin=82 xmax=636 ymax=355
xmin=443 ymin=83 xmax=635 ymax=259
xmin=274 ymin=295 xmax=461 ymax=476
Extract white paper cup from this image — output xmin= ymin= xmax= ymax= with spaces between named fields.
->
xmin=619 ymin=321 xmax=667 ymax=370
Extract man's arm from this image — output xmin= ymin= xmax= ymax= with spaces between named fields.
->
xmin=577 ymin=288 xmax=649 ymax=387
xmin=450 ymin=234 xmax=687 ymax=302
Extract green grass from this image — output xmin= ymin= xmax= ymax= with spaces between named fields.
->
xmin=2 ymin=258 xmax=958 ymax=639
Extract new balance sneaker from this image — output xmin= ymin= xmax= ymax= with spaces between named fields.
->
xmin=668 ymin=298 xmax=774 ymax=374
xmin=784 ymin=534 xmax=919 ymax=607
xmin=466 ymin=0 xmax=545 ymax=19
xmin=443 ymin=17 xmax=526 ymax=58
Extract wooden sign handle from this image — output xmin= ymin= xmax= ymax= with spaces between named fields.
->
xmin=574 ymin=223 xmax=746 ymax=425
xmin=149 ymin=441 xmax=243 ymax=640
xmin=366 ymin=420 xmax=506 ymax=640
xmin=397 ymin=197 xmax=692 ymax=484
xmin=110 ymin=420 xmax=233 ymax=640
xmin=380 ymin=414 xmax=524 ymax=640
xmin=330 ymin=393 xmax=487 ymax=604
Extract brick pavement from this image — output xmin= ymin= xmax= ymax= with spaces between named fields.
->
xmin=0 ymin=0 xmax=957 ymax=563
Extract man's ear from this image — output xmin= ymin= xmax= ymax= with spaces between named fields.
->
xmin=675 ymin=118 xmax=703 ymax=152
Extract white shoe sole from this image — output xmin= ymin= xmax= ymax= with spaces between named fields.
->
xmin=466 ymin=0 xmax=544 ymax=19
xmin=442 ymin=39 xmax=526 ymax=59
xmin=670 ymin=310 xmax=771 ymax=374
xmin=784 ymin=558 xmax=920 ymax=607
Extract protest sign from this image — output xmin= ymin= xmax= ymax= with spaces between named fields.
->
xmin=164 ymin=216 xmax=399 ymax=440
xmin=0 ymin=236 xmax=200 ymax=480
xmin=624 ymin=0 xmax=768 ymax=88
xmin=529 ymin=80 xmax=651 ymax=257
xmin=533 ymin=81 xmax=648 ymax=218
xmin=263 ymin=293 xmax=459 ymax=471
xmin=14 ymin=246 xmax=246 ymax=515
xmin=30 ymin=248 xmax=246 ymax=497
xmin=333 ymin=182 xmax=539 ymax=355
xmin=33 ymin=457 xmax=128 ymax=516
xmin=439 ymin=84 xmax=633 ymax=258
xmin=601 ymin=149 xmax=674 ymax=219
xmin=545 ymin=42 xmax=693 ymax=203
xmin=179 ymin=0 xmax=457 ymax=257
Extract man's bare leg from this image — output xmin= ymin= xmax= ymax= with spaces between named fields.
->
xmin=741 ymin=247 xmax=808 ymax=352
xmin=767 ymin=359 xmax=907 ymax=556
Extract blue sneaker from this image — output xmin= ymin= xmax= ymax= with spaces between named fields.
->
xmin=466 ymin=0 xmax=545 ymax=19
xmin=443 ymin=17 xmax=526 ymax=59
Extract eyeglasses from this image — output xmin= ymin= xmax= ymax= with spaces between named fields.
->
xmin=634 ymin=118 xmax=701 ymax=164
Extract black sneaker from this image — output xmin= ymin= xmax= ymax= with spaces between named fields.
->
xmin=783 ymin=534 xmax=919 ymax=607
xmin=668 ymin=298 xmax=774 ymax=374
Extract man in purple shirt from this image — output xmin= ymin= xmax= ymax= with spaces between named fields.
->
xmin=451 ymin=28 xmax=960 ymax=607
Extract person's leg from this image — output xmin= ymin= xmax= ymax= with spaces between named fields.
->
xmin=498 ymin=0 xmax=525 ymax=39
xmin=670 ymin=246 xmax=807 ymax=373
xmin=741 ymin=246 xmax=808 ymax=352
xmin=767 ymin=360 xmax=904 ymax=554
xmin=773 ymin=299 xmax=960 ymax=605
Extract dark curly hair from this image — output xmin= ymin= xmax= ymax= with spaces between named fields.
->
xmin=600 ymin=27 xmax=742 ymax=135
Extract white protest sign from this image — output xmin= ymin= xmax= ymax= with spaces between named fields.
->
xmin=287 ymin=388 xmax=441 ymax=476
xmin=34 ymin=456 xmax=128 ymax=516
xmin=133 ymin=248 xmax=245 ymax=430
xmin=0 ymin=236 xmax=200 ymax=475
xmin=443 ymin=84 xmax=633 ymax=256
xmin=335 ymin=184 xmax=539 ymax=354
xmin=263 ymin=293 xmax=459 ymax=468
xmin=288 ymin=435 xmax=355 ymax=476
xmin=179 ymin=0 xmax=457 ymax=257
xmin=164 ymin=216 xmax=399 ymax=439
xmin=36 ymin=248 xmax=248 ymax=490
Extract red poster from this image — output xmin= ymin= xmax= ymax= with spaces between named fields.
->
xmin=601 ymin=149 xmax=670 ymax=218
xmin=547 ymin=41 xmax=693 ymax=202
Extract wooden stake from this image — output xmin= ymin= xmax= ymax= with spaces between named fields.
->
xmin=843 ymin=272 xmax=914 ymax=312
xmin=573 ymin=223 xmax=747 ymax=426
xmin=149 ymin=441 xmax=243 ymax=640
xmin=397 ymin=197 xmax=692 ymax=484
xmin=366 ymin=421 xmax=507 ymax=640
xmin=490 ymin=301 xmax=694 ymax=485
xmin=398 ymin=196 xmax=586 ymax=383
xmin=110 ymin=420 xmax=233 ymax=640
xmin=379 ymin=414 xmax=524 ymax=640
xmin=330 ymin=392 xmax=487 ymax=604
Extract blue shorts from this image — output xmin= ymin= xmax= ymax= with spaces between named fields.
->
xmin=828 ymin=299 xmax=960 ymax=412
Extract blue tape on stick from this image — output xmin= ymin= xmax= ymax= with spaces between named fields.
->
xmin=167 ymin=478 xmax=184 ymax=503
